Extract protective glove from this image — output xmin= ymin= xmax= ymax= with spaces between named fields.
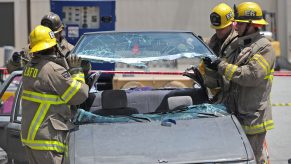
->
xmin=67 ymin=55 xmax=82 ymax=69
xmin=86 ymin=71 xmax=101 ymax=90
xmin=12 ymin=51 xmax=21 ymax=63
xmin=202 ymin=57 xmax=212 ymax=68
xmin=81 ymin=60 xmax=92 ymax=76
xmin=203 ymin=57 xmax=221 ymax=71
xmin=67 ymin=55 xmax=82 ymax=74
xmin=209 ymin=59 xmax=221 ymax=71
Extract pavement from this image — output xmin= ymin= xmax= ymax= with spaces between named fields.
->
xmin=267 ymin=76 xmax=291 ymax=163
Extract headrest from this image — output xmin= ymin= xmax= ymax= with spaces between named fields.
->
xmin=167 ymin=96 xmax=193 ymax=111
xmin=101 ymin=90 xmax=127 ymax=109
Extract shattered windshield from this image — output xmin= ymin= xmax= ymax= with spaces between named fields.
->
xmin=72 ymin=32 xmax=215 ymax=65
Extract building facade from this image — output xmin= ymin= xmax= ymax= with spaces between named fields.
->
xmin=0 ymin=0 xmax=290 ymax=68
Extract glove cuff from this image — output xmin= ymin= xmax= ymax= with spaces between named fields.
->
xmin=69 ymin=67 xmax=83 ymax=75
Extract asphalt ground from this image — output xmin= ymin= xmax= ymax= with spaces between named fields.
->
xmin=267 ymin=76 xmax=291 ymax=163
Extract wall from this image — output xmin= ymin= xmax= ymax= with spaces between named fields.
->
xmin=30 ymin=0 xmax=50 ymax=31
xmin=0 ymin=0 xmax=49 ymax=51
xmin=0 ymin=0 xmax=27 ymax=51
xmin=116 ymin=0 xmax=276 ymax=37
xmin=0 ymin=2 xmax=14 ymax=47
xmin=277 ymin=0 xmax=291 ymax=69
xmin=0 ymin=0 xmax=279 ymax=49
xmin=0 ymin=0 xmax=288 ymax=68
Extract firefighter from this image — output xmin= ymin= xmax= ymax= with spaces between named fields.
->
xmin=6 ymin=48 xmax=31 ymax=73
xmin=192 ymin=3 xmax=238 ymax=104
xmin=41 ymin=12 xmax=74 ymax=58
xmin=21 ymin=25 xmax=89 ymax=164
xmin=6 ymin=12 xmax=73 ymax=73
xmin=204 ymin=2 xmax=275 ymax=163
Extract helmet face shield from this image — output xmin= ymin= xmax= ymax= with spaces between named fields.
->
xmin=210 ymin=12 xmax=221 ymax=27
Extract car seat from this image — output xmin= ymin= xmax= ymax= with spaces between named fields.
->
xmin=93 ymin=90 xmax=139 ymax=116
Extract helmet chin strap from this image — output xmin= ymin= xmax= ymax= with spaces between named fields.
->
xmin=242 ymin=22 xmax=251 ymax=36
xmin=223 ymin=27 xmax=233 ymax=41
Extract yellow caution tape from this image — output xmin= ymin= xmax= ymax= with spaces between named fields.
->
xmin=272 ymin=103 xmax=291 ymax=106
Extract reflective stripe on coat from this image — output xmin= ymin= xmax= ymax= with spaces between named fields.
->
xmin=21 ymin=54 xmax=88 ymax=153
xmin=202 ymin=28 xmax=239 ymax=104
xmin=217 ymin=31 xmax=276 ymax=134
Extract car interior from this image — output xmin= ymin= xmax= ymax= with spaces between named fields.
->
xmin=80 ymin=87 xmax=209 ymax=115
xmin=78 ymin=66 xmax=209 ymax=116
xmin=8 ymin=69 xmax=209 ymax=120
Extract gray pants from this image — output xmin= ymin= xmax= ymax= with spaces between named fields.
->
xmin=247 ymin=132 xmax=266 ymax=164
xmin=25 ymin=146 xmax=63 ymax=164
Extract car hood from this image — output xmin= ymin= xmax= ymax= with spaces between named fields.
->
xmin=69 ymin=115 xmax=254 ymax=164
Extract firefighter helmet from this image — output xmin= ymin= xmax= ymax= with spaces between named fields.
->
xmin=210 ymin=3 xmax=234 ymax=29
xmin=29 ymin=25 xmax=57 ymax=53
xmin=41 ymin=12 xmax=64 ymax=33
xmin=234 ymin=2 xmax=268 ymax=25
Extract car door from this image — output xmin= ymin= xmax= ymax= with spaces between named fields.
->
xmin=0 ymin=73 xmax=22 ymax=151
xmin=0 ymin=72 xmax=27 ymax=163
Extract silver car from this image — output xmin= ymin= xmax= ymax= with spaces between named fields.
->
xmin=0 ymin=31 xmax=256 ymax=163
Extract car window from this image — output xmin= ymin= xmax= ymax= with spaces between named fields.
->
xmin=73 ymin=32 xmax=216 ymax=65
xmin=0 ymin=75 xmax=22 ymax=115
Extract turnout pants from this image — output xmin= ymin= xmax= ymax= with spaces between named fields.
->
xmin=25 ymin=146 xmax=63 ymax=164
xmin=247 ymin=132 xmax=266 ymax=164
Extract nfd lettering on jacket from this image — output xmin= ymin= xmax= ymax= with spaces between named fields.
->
xmin=23 ymin=67 xmax=39 ymax=78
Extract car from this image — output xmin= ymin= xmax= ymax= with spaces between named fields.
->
xmin=0 ymin=31 xmax=256 ymax=163
xmin=0 ymin=71 xmax=256 ymax=164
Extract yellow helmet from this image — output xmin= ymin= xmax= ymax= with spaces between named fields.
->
xmin=29 ymin=25 xmax=57 ymax=53
xmin=234 ymin=2 xmax=268 ymax=25
xmin=210 ymin=3 xmax=234 ymax=29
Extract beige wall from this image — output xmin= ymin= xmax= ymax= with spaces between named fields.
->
xmin=116 ymin=0 xmax=276 ymax=37
xmin=276 ymin=0 xmax=291 ymax=68
xmin=0 ymin=0 xmax=49 ymax=51
xmin=0 ymin=0 xmax=278 ymax=49
xmin=0 ymin=0 xmax=28 ymax=50
xmin=1 ymin=0 xmax=290 ymax=68
xmin=30 ymin=0 xmax=50 ymax=31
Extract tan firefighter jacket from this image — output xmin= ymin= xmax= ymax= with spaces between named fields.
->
xmin=21 ymin=53 xmax=89 ymax=153
xmin=200 ymin=28 xmax=239 ymax=103
xmin=58 ymin=37 xmax=74 ymax=57
xmin=217 ymin=31 xmax=275 ymax=135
